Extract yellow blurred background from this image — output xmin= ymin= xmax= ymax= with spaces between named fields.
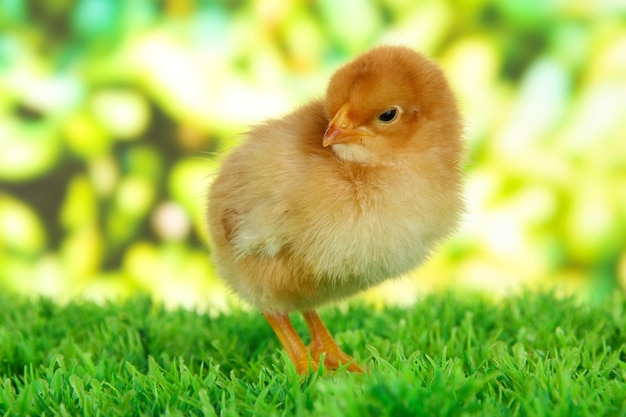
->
xmin=1 ymin=0 xmax=625 ymax=311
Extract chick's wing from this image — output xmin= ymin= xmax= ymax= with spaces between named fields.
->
xmin=210 ymin=101 xmax=329 ymax=259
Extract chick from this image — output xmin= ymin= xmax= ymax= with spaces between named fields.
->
xmin=207 ymin=46 xmax=463 ymax=374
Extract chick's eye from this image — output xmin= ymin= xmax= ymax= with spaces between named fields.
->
xmin=378 ymin=108 xmax=398 ymax=123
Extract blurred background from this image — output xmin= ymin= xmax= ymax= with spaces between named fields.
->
xmin=1 ymin=0 xmax=625 ymax=312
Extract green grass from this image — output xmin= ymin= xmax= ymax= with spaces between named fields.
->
xmin=1 ymin=292 xmax=625 ymax=416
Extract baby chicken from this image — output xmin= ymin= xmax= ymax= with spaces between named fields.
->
xmin=207 ymin=46 xmax=463 ymax=374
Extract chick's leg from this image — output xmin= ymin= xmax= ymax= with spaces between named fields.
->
xmin=263 ymin=312 xmax=316 ymax=375
xmin=302 ymin=311 xmax=363 ymax=373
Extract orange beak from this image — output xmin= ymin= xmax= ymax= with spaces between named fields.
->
xmin=323 ymin=104 xmax=374 ymax=147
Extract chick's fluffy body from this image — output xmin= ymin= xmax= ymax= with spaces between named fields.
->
xmin=208 ymin=46 xmax=463 ymax=313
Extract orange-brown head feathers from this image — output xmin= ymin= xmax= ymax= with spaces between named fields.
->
xmin=323 ymin=46 xmax=462 ymax=165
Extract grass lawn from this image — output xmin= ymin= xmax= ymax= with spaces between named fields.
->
xmin=1 ymin=291 xmax=625 ymax=416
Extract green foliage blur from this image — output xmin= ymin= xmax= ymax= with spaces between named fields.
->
xmin=1 ymin=0 xmax=625 ymax=308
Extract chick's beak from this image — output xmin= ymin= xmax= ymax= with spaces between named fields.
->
xmin=323 ymin=104 xmax=373 ymax=147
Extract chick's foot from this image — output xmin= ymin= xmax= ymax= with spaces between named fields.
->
xmin=303 ymin=311 xmax=363 ymax=373
xmin=263 ymin=312 xmax=317 ymax=375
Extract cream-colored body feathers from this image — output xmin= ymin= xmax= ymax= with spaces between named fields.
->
xmin=208 ymin=46 xmax=463 ymax=313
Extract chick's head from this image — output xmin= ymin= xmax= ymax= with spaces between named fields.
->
xmin=323 ymin=46 xmax=461 ymax=165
